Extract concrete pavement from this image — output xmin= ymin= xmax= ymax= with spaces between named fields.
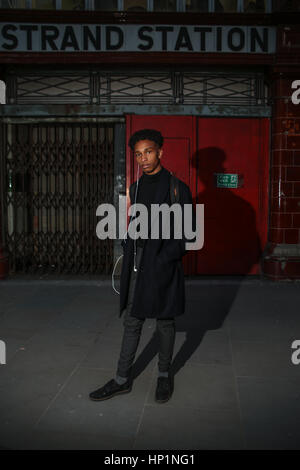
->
xmin=0 ymin=276 xmax=300 ymax=450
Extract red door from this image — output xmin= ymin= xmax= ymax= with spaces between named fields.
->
xmin=126 ymin=115 xmax=270 ymax=275
xmin=196 ymin=117 xmax=270 ymax=275
xmin=126 ymin=114 xmax=197 ymax=274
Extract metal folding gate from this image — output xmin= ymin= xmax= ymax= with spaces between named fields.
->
xmin=0 ymin=121 xmax=115 ymax=275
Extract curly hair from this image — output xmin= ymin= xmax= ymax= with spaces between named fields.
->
xmin=128 ymin=129 xmax=164 ymax=151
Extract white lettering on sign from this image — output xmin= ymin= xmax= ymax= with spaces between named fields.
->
xmin=0 ymin=340 xmax=6 ymax=365
xmin=291 ymin=340 xmax=300 ymax=365
xmin=0 ymin=80 xmax=5 ymax=104
xmin=291 ymin=80 xmax=300 ymax=105
xmin=0 ymin=23 xmax=276 ymax=54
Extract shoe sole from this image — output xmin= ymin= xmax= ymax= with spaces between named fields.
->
xmin=89 ymin=387 xmax=132 ymax=401
xmin=155 ymin=395 xmax=172 ymax=403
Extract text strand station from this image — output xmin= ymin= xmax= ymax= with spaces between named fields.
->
xmin=0 ymin=24 xmax=276 ymax=53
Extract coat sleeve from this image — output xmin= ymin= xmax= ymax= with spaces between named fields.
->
xmin=159 ymin=182 xmax=196 ymax=263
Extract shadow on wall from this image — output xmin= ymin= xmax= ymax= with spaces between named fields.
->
xmin=192 ymin=146 xmax=262 ymax=275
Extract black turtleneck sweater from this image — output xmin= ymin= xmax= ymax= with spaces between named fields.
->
xmin=135 ymin=166 xmax=165 ymax=247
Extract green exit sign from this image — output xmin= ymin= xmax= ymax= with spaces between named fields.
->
xmin=215 ymin=173 xmax=243 ymax=188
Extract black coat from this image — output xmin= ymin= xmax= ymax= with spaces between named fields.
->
xmin=119 ymin=166 xmax=194 ymax=320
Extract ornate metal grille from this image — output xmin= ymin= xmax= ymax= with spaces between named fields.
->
xmin=182 ymin=74 xmax=263 ymax=105
xmin=0 ymin=122 xmax=114 ymax=274
xmin=99 ymin=73 xmax=174 ymax=104
xmin=6 ymin=69 xmax=269 ymax=106
xmin=16 ymin=74 xmax=90 ymax=104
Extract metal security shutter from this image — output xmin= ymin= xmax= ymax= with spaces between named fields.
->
xmin=1 ymin=121 xmax=114 ymax=275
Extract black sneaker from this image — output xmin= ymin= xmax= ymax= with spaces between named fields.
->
xmin=89 ymin=378 xmax=132 ymax=401
xmin=155 ymin=376 xmax=173 ymax=403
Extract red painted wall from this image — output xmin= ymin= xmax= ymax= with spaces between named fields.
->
xmin=126 ymin=114 xmax=270 ymax=276
xmin=196 ymin=117 xmax=270 ymax=275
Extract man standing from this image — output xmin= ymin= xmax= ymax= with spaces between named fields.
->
xmin=90 ymin=129 xmax=194 ymax=403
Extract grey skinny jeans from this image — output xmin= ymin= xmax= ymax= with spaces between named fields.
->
xmin=116 ymin=245 xmax=176 ymax=378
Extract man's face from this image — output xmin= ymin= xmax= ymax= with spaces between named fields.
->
xmin=134 ymin=139 xmax=163 ymax=175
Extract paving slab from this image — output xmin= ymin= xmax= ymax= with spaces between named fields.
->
xmin=33 ymin=366 xmax=155 ymax=450
xmin=231 ymin=339 xmax=300 ymax=379
xmin=238 ymin=376 xmax=300 ymax=450
xmin=0 ymin=278 xmax=300 ymax=449
xmin=133 ymin=404 xmax=244 ymax=450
